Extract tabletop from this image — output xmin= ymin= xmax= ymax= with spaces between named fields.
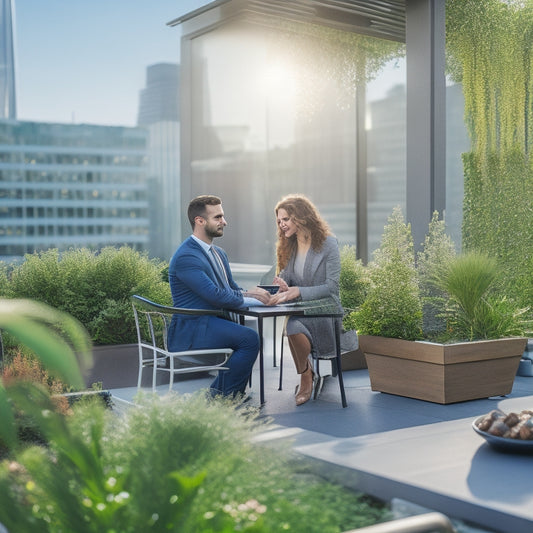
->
xmin=232 ymin=298 xmax=344 ymax=319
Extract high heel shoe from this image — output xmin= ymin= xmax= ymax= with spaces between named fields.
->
xmin=295 ymin=363 xmax=314 ymax=406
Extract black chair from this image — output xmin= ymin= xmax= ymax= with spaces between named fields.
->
xmin=131 ymin=295 xmax=233 ymax=392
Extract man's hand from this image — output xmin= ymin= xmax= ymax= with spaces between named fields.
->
xmin=245 ymin=287 xmax=272 ymax=305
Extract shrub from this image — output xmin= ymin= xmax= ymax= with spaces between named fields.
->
xmin=351 ymin=207 xmax=423 ymax=340
xmin=0 ymin=391 xmax=388 ymax=532
xmin=354 ymin=249 xmax=423 ymax=340
xmin=417 ymin=211 xmax=457 ymax=339
xmin=3 ymin=247 xmax=171 ymax=346
xmin=339 ymin=245 xmax=369 ymax=330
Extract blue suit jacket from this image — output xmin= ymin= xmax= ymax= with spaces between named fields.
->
xmin=167 ymin=236 xmax=244 ymax=351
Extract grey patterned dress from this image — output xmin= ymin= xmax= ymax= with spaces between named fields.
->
xmin=279 ymin=235 xmax=358 ymax=357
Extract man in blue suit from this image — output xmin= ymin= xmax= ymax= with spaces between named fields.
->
xmin=168 ymin=195 xmax=272 ymax=398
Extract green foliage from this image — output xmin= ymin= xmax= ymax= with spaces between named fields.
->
xmin=339 ymin=245 xmax=369 ymax=330
xmin=446 ymin=1 xmax=533 ymax=312
xmin=417 ymin=211 xmax=457 ymax=338
xmin=0 ymin=299 xmax=91 ymax=450
xmin=269 ymin=18 xmax=404 ymax=116
xmin=433 ymin=252 xmax=526 ymax=341
xmin=354 ymin=249 xmax=423 ymax=340
xmin=2 ymin=247 xmax=171 ymax=346
xmin=462 ymin=149 xmax=533 ymax=310
xmin=0 ymin=390 xmax=387 ymax=532
xmin=372 ymin=206 xmax=415 ymax=268
xmin=352 ymin=208 xmax=423 ymax=340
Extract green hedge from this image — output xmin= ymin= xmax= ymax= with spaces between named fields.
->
xmin=1 ymin=247 xmax=171 ymax=346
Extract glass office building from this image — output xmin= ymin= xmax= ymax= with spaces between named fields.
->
xmin=0 ymin=120 xmax=149 ymax=260
xmin=0 ymin=0 xmax=16 ymax=120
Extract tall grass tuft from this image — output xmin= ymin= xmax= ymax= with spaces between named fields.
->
xmin=435 ymin=252 xmax=526 ymax=340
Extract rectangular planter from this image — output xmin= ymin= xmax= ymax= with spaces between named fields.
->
xmin=359 ymin=335 xmax=527 ymax=404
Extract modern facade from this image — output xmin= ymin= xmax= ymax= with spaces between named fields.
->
xmin=137 ymin=63 xmax=181 ymax=261
xmin=0 ymin=0 xmax=16 ymax=119
xmin=0 ymin=120 xmax=149 ymax=260
xmin=169 ymin=0 xmax=451 ymax=265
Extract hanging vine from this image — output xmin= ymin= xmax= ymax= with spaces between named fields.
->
xmin=264 ymin=17 xmax=404 ymax=118
xmin=446 ymin=0 xmax=533 ymax=308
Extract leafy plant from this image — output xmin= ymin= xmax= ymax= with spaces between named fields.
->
xmin=417 ymin=211 xmax=457 ymax=339
xmin=351 ymin=207 xmax=423 ymax=340
xmin=339 ymin=245 xmax=369 ymax=330
xmin=2 ymin=246 xmax=171 ymax=346
xmin=0 ymin=389 xmax=388 ymax=533
xmin=446 ymin=0 xmax=533 ymax=313
xmin=433 ymin=252 xmax=526 ymax=341
xmin=0 ymin=298 xmax=91 ymax=450
xmin=2 ymin=351 xmax=70 ymax=412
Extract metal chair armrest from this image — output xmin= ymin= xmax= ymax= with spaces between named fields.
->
xmin=132 ymin=294 xmax=226 ymax=318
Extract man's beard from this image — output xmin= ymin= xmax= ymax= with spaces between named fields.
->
xmin=206 ymin=226 xmax=223 ymax=239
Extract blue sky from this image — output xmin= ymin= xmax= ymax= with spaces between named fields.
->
xmin=13 ymin=1 xmax=404 ymax=127
xmin=14 ymin=0 xmax=208 ymax=126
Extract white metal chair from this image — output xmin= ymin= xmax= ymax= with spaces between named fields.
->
xmin=131 ymin=295 xmax=233 ymax=392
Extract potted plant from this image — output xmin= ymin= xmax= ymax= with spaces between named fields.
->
xmin=1 ymin=247 xmax=171 ymax=389
xmin=352 ymin=208 xmax=527 ymax=404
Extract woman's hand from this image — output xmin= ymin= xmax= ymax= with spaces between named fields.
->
xmin=270 ymin=285 xmax=300 ymax=305
xmin=245 ymin=287 xmax=272 ymax=305
xmin=273 ymin=276 xmax=289 ymax=292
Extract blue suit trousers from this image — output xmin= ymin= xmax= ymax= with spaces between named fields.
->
xmin=192 ymin=316 xmax=259 ymax=396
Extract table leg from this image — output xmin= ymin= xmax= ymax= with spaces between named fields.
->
xmin=334 ymin=318 xmax=347 ymax=408
xmin=258 ymin=317 xmax=265 ymax=405
xmin=273 ymin=317 xmax=277 ymax=367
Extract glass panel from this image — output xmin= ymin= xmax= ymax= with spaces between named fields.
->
xmin=366 ymin=58 xmax=406 ymax=257
xmin=189 ymin=20 xmax=359 ymax=265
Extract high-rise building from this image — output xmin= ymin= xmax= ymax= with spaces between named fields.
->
xmin=0 ymin=0 xmax=17 ymax=119
xmin=137 ymin=63 xmax=181 ymax=261
xmin=0 ymin=120 xmax=149 ymax=260
xmin=137 ymin=63 xmax=179 ymax=127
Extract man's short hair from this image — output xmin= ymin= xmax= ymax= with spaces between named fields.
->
xmin=187 ymin=195 xmax=222 ymax=229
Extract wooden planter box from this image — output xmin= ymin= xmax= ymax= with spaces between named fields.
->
xmin=359 ymin=335 xmax=527 ymax=404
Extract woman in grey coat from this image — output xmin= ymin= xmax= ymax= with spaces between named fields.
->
xmin=269 ymin=194 xmax=354 ymax=406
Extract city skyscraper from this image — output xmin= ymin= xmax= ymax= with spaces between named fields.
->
xmin=0 ymin=0 xmax=16 ymax=119
xmin=137 ymin=62 xmax=181 ymax=261
xmin=137 ymin=63 xmax=179 ymax=127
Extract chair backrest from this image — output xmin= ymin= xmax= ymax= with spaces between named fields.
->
xmin=131 ymin=295 xmax=226 ymax=350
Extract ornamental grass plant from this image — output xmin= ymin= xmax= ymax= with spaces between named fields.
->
xmin=432 ymin=252 xmax=527 ymax=341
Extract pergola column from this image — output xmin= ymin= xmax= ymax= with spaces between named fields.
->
xmin=405 ymin=0 xmax=446 ymax=249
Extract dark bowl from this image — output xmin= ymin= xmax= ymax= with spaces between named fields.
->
xmin=472 ymin=416 xmax=533 ymax=454
xmin=258 ymin=285 xmax=280 ymax=294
